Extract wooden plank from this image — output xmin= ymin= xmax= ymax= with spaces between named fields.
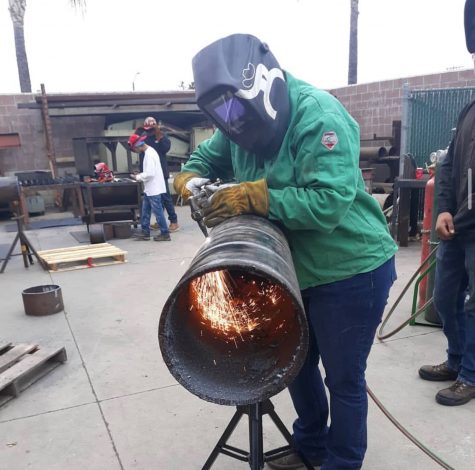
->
xmin=48 ymin=259 xmax=127 ymax=273
xmin=0 ymin=347 xmax=67 ymax=407
xmin=38 ymin=243 xmax=124 ymax=258
xmin=38 ymin=243 xmax=111 ymax=255
xmin=42 ymin=252 xmax=124 ymax=262
xmin=0 ymin=344 xmax=38 ymax=374
xmin=42 ymin=253 xmax=126 ymax=264
xmin=43 ymin=249 xmax=125 ymax=257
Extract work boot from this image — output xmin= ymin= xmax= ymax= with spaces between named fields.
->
xmin=436 ymin=380 xmax=475 ymax=406
xmin=418 ymin=361 xmax=459 ymax=381
xmin=267 ymin=452 xmax=321 ymax=469
xmin=133 ymin=233 xmax=150 ymax=241
xmin=154 ymin=233 xmax=171 ymax=242
xmin=169 ymin=222 xmax=180 ymax=232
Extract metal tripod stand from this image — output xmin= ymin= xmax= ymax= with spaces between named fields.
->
xmin=0 ymin=214 xmax=43 ymax=273
xmin=202 ymin=398 xmax=315 ymax=470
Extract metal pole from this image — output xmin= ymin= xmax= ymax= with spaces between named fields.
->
xmin=248 ymin=403 xmax=264 ymax=469
xmin=400 ymin=83 xmax=412 ymax=176
xmin=40 ymin=83 xmax=57 ymax=178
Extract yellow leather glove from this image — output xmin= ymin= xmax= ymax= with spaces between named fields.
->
xmin=173 ymin=172 xmax=206 ymax=202
xmin=202 ymin=179 xmax=269 ymax=227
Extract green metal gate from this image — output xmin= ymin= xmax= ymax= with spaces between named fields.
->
xmin=406 ymin=87 xmax=475 ymax=166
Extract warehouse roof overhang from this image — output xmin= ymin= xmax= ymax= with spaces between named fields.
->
xmin=17 ymin=90 xmax=209 ymax=130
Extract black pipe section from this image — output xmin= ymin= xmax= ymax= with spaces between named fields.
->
xmin=159 ymin=215 xmax=309 ymax=406
xmin=0 ymin=177 xmax=20 ymax=203
xmin=22 ymin=285 xmax=64 ymax=316
xmin=360 ymin=146 xmax=388 ymax=160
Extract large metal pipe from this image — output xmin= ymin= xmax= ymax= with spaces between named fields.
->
xmin=359 ymin=146 xmax=388 ymax=160
xmin=0 ymin=176 xmax=20 ymax=203
xmin=159 ymin=215 xmax=309 ymax=406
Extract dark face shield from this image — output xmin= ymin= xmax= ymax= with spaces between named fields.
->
xmin=202 ymin=90 xmax=271 ymax=153
xmin=204 ymin=91 xmax=247 ymax=137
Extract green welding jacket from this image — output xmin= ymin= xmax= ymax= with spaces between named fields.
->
xmin=182 ymin=73 xmax=398 ymax=289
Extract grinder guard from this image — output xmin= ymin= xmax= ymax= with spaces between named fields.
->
xmin=159 ymin=215 xmax=308 ymax=406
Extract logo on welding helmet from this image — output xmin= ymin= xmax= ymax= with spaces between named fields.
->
xmin=236 ymin=63 xmax=285 ymax=120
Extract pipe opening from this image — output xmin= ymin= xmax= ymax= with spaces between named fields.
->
xmin=160 ymin=268 xmax=305 ymax=406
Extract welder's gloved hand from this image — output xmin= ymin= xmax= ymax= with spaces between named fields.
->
xmin=173 ymin=172 xmax=210 ymax=202
xmin=202 ymin=179 xmax=269 ymax=227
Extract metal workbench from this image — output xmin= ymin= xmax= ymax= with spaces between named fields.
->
xmin=80 ymin=180 xmax=142 ymax=226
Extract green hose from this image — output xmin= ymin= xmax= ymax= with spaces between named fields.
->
xmin=377 ymin=244 xmax=438 ymax=341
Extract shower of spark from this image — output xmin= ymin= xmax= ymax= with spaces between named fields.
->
xmin=190 ymin=270 xmax=281 ymax=340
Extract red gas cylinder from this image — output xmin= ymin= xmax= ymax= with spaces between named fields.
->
xmin=418 ymin=169 xmax=435 ymax=308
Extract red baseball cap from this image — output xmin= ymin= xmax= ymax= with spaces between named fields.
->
xmin=128 ymin=133 xmax=147 ymax=149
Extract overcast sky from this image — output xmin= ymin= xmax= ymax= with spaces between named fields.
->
xmin=0 ymin=0 xmax=472 ymax=94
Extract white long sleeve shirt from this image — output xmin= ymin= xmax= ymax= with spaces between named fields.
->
xmin=136 ymin=146 xmax=166 ymax=196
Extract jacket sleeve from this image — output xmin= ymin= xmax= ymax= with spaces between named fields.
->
xmin=157 ymin=134 xmax=171 ymax=155
xmin=436 ymin=138 xmax=456 ymax=215
xmin=136 ymin=153 xmax=154 ymax=182
xmin=182 ymin=130 xmax=234 ymax=180
xmin=268 ymin=104 xmax=361 ymax=233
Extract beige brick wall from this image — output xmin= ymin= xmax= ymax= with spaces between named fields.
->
xmin=329 ymin=69 xmax=475 ymax=143
xmin=0 ymin=95 xmax=105 ymax=175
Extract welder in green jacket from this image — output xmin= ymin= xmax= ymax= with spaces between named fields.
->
xmin=175 ymin=34 xmax=397 ymax=470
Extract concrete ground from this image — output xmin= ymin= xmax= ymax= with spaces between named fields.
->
xmin=0 ymin=205 xmax=473 ymax=470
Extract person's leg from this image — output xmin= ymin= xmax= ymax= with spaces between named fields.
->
xmin=287 ymin=294 xmax=329 ymax=464
xmin=312 ymin=257 xmax=395 ymax=469
xmin=287 ymin=258 xmax=395 ymax=469
xmin=433 ymin=239 xmax=467 ymax=371
xmin=435 ymin=240 xmax=475 ymax=405
xmin=140 ymin=195 xmax=151 ymax=237
xmin=161 ymin=184 xmax=178 ymax=225
xmin=149 ymin=194 xmax=170 ymax=239
xmin=459 ymin=241 xmax=475 ymax=385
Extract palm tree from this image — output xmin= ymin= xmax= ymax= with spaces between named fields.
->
xmin=8 ymin=0 xmax=86 ymax=93
xmin=348 ymin=0 xmax=359 ymax=85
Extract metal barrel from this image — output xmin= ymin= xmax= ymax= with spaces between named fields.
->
xmin=159 ymin=215 xmax=309 ymax=406
xmin=22 ymin=285 xmax=64 ymax=316
xmin=89 ymin=223 xmax=113 ymax=244
xmin=0 ymin=176 xmax=20 ymax=203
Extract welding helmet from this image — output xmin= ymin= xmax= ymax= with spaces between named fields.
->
xmin=466 ymin=0 xmax=475 ymax=53
xmin=192 ymin=34 xmax=290 ymax=155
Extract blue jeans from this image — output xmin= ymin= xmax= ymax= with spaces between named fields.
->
xmin=141 ymin=194 xmax=169 ymax=236
xmin=289 ymin=257 xmax=396 ymax=469
xmin=161 ymin=184 xmax=177 ymax=223
xmin=434 ymin=238 xmax=475 ymax=385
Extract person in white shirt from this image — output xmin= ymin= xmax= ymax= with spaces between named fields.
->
xmin=128 ymin=133 xmax=171 ymax=241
